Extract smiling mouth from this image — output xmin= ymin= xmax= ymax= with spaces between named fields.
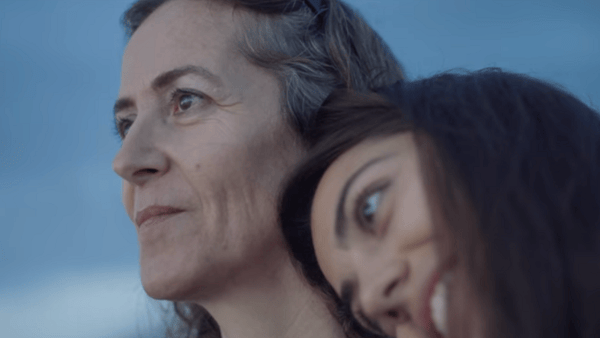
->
xmin=135 ymin=205 xmax=185 ymax=227
xmin=430 ymin=272 xmax=453 ymax=337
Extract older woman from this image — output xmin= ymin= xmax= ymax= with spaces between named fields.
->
xmin=111 ymin=0 xmax=402 ymax=337
xmin=280 ymin=69 xmax=600 ymax=338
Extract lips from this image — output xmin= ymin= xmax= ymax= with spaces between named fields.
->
xmin=430 ymin=272 xmax=452 ymax=336
xmin=418 ymin=260 xmax=456 ymax=338
xmin=419 ymin=270 xmax=445 ymax=337
xmin=135 ymin=205 xmax=184 ymax=227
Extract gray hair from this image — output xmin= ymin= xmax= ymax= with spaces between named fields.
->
xmin=121 ymin=1 xmax=402 ymax=337
xmin=122 ymin=0 xmax=404 ymax=140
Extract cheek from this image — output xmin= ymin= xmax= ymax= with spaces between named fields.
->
xmin=311 ymin=227 xmax=337 ymax=285
xmin=389 ymin=180 xmax=435 ymax=248
xmin=316 ymin=251 xmax=344 ymax=293
xmin=122 ymin=181 xmax=134 ymax=221
xmin=311 ymin=208 xmax=337 ymax=281
xmin=313 ymin=238 xmax=349 ymax=293
xmin=243 ymin=129 xmax=303 ymax=197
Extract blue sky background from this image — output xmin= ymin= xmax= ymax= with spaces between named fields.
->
xmin=1 ymin=0 xmax=599 ymax=337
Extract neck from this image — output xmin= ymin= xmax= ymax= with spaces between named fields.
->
xmin=197 ymin=249 xmax=346 ymax=338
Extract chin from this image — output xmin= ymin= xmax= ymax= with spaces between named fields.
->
xmin=139 ymin=260 xmax=206 ymax=301
xmin=141 ymin=270 xmax=184 ymax=301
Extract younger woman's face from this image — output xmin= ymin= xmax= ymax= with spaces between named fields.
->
xmin=311 ymin=133 xmax=458 ymax=338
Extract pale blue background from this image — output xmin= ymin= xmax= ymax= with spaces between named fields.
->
xmin=1 ymin=0 xmax=599 ymax=337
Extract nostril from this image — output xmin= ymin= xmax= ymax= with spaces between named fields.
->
xmin=134 ymin=168 xmax=159 ymax=176
xmin=386 ymin=307 xmax=411 ymax=323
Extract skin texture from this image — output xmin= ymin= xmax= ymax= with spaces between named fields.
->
xmin=113 ymin=0 xmax=298 ymax=300
xmin=112 ymin=1 xmax=345 ymax=338
xmin=311 ymin=134 xmax=453 ymax=338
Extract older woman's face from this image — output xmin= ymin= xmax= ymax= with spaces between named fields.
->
xmin=311 ymin=134 xmax=459 ymax=338
xmin=112 ymin=0 xmax=302 ymax=300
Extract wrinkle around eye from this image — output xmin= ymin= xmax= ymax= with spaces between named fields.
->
xmin=178 ymin=94 xmax=203 ymax=112
xmin=170 ymin=88 xmax=208 ymax=116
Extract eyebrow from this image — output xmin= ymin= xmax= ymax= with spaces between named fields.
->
xmin=335 ymin=153 xmax=395 ymax=247
xmin=113 ymin=65 xmax=223 ymax=116
xmin=340 ymin=280 xmax=386 ymax=335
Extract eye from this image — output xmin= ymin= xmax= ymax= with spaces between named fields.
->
xmin=353 ymin=180 xmax=391 ymax=233
xmin=171 ymin=89 xmax=206 ymax=115
xmin=361 ymin=191 xmax=381 ymax=224
xmin=178 ymin=94 xmax=198 ymax=111
xmin=114 ymin=117 xmax=134 ymax=140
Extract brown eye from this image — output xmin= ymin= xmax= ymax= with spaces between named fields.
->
xmin=353 ymin=180 xmax=391 ymax=234
xmin=178 ymin=94 xmax=201 ymax=112
xmin=115 ymin=117 xmax=134 ymax=140
xmin=120 ymin=120 xmax=133 ymax=137
xmin=170 ymin=89 xmax=206 ymax=115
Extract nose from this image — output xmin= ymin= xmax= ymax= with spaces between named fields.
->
xmin=112 ymin=117 xmax=169 ymax=187
xmin=358 ymin=259 xmax=410 ymax=322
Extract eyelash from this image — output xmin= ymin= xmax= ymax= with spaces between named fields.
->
xmin=113 ymin=116 xmax=133 ymax=140
xmin=113 ymin=88 xmax=208 ymax=141
xmin=342 ymin=284 xmax=384 ymax=335
xmin=353 ymin=179 xmax=391 ymax=235
xmin=168 ymin=88 xmax=207 ymax=115
xmin=355 ymin=309 xmax=383 ymax=335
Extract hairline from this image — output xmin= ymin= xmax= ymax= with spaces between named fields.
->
xmin=122 ymin=0 xmax=307 ymax=132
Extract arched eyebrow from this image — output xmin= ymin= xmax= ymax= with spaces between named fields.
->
xmin=151 ymin=65 xmax=223 ymax=91
xmin=113 ymin=97 xmax=135 ymax=116
xmin=335 ymin=153 xmax=395 ymax=248
xmin=113 ymin=65 xmax=223 ymax=116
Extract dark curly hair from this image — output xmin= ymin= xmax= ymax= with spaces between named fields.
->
xmin=280 ymin=68 xmax=600 ymax=338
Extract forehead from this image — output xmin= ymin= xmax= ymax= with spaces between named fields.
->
xmin=311 ymin=134 xmax=416 ymax=279
xmin=120 ymin=0 xmax=244 ymax=94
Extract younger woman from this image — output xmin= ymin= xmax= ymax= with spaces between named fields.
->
xmin=280 ymin=69 xmax=600 ymax=338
